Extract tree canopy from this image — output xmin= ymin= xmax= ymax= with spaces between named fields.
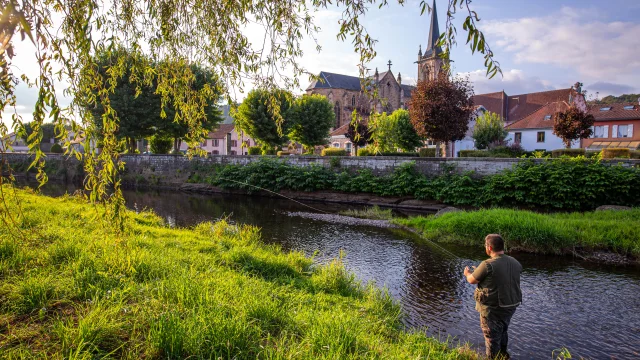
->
xmin=408 ymin=74 xmax=474 ymax=156
xmin=472 ymin=111 xmax=507 ymax=150
xmin=346 ymin=110 xmax=371 ymax=154
xmin=234 ymin=89 xmax=294 ymax=149
xmin=390 ymin=109 xmax=424 ymax=152
xmin=288 ymin=94 xmax=334 ymax=152
xmin=553 ymin=106 xmax=595 ymax=148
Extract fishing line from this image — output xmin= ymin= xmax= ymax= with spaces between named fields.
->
xmin=217 ymin=177 xmax=331 ymax=214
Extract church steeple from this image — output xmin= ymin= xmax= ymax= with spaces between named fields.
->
xmin=425 ymin=0 xmax=441 ymax=57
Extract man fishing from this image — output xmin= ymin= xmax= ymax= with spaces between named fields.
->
xmin=463 ymin=234 xmax=522 ymax=359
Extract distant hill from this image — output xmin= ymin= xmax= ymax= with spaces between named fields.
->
xmin=592 ymin=94 xmax=640 ymax=104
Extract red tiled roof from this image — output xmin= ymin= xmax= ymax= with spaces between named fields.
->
xmin=506 ymin=101 xmax=570 ymax=130
xmin=208 ymin=124 xmax=235 ymax=139
xmin=473 ymin=88 xmax=574 ymax=125
xmin=330 ymin=123 xmax=349 ymax=136
xmin=588 ymin=103 xmax=640 ymax=121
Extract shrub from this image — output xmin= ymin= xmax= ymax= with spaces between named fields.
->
xmin=602 ymin=148 xmax=630 ymax=159
xmin=276 ymin=151 xmax=291 ymax=156
xmin=586 ymin=151 xmax=601 ymax=159
xmin=418 ymin=148 xmax=436 ymax=157
xmin=50 ymin=143 xmax=63 ymax=153
xmin=357 ymin=148 xmax=373 ymax=156
xmin=261 ymin=149 xmax=277 ymax=156
xmin=631 ymin=150 xmax=640 ymax=159
xmin=472 ymin=111 xmax=507 ymax=149
xmin=458 ymin=150 xmax=491 ymax=158
xmin=150 ymin=135 xmax=172 ymax=154
xmin=490 ymin=143 xmax=526 ymax=157
xmin=248 ymin=146 xmax=262 ymax=155
xmin=321 ymin=148 xmax=346 ymax=156
xmin=551 ymin=149 xmax=586 ymax=158
xmin=378 ymin=152 xmax=418 ymax=157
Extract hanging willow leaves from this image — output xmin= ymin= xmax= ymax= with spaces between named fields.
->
xmin=0 ymin=0 xmax=500 ymax=232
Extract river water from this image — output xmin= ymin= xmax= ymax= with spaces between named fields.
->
xmin=37 ymin=183 xmax=640 ymax=359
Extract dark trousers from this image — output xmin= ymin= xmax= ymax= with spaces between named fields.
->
xmin=480 ymin=307 xmax=517 ymax=359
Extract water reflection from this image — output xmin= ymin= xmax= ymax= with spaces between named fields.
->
xmin=33 ymin=183 xmax=640 ymax=359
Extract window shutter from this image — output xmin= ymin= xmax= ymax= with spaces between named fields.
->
xmin=628 ymin=124 xmax=634 ymax=138
xmin=612 ymin=125 xmax=618 ymax=138
xmin=590 ymin=126 xmax=595 ymax=138
xmin=604 ymin=125 xmax=609 ymax=138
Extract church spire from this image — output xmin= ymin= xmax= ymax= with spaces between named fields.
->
xmin=426 ymin=0 xmax=441 ymax=56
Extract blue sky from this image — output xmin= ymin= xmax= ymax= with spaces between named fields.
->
xmin=299 ymin=0 xmax=640 ymax=98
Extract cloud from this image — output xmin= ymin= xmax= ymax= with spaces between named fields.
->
xmin=457 ymin=69 xmax=554 ymax=95
xmin=584 ymin=82 xmax=637 ymax=97
xmin=482 ymin=7 xmax=640 ymax=80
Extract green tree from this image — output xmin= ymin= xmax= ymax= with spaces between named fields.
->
xmin=553 ymin=106 xmax=595 ymax=148
xmin=391 ymin=109 xmax=423 ymax=152
xmin=288 ymin=94 xmax=334 ymax=152
xmin=369 ymin=112 xmax=396 ymax=153
xmin=235 ymin=89 xmax=293 ymax=150
xmin=19 ymin=122 xmax=57 ymax=143
xmin=472 ymin=111 xmax=507 ymax=150
xmin=346 ymin=111 xmax=371 ymax=155
xmin=149 ymin=135 xmax=173 ymax=154
xmin=408 ymin=74 xmax=475 ymax=157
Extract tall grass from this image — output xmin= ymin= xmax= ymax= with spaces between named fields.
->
xmin=339 ymin=205 xmax=394 ymax=220
xmin=0 ymin=187 xmax=478 ymax=359
xmin=397 ymin=209 xmax=640 ymax=257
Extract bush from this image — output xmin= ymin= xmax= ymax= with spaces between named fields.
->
xmin=378 ymin=152 xmax=418 ymax=157
xmin=321 ymin=148 xmax=346 ymax=156
xmin=357 ymin=148 xmax=373 ymax=156
xmin=602 ymin=148 xmax=630 ymax=159
xmin=261 ymin=149 xmax=277 ymax=156
xmin=50 ymin=143 xmax=63 ymax=153
xmin=586 ymin=151 xmax=601 ymax=159
xmin=248 ymin=146 xmax=262 ymax=155
xmin=276 ymin=151 xmax=291 ymax=156
xmin=458 ymin=150 xmax=491 ymax=158
xmin=551 ymin=149 xmax=586 ymax=158
xmin=631 ymin=150 xmax=640 ymax=159
xmin=150 ymin=135 xmax=173 ymax=154
xmin=490 ymin=143 xmax=526 ymax=157
xmin=418 ymin=148 xmax=436 ymax=157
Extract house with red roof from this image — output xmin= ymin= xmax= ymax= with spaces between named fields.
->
xmin=179 ymin=124 xmax=259 ymax=155
xmin=582 ymin=101 xmax=640 ymax=151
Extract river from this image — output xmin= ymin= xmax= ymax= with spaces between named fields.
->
xmin=36 ymin=183 xmax=640 ymax=359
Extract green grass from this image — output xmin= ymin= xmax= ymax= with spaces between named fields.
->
xmin=0 ymin=187 xmax=479 ymax=359
xmin=396 ymin=209 xmax=640 ymax=258
xmin=339 ymin=205 xmax=394 ymax=220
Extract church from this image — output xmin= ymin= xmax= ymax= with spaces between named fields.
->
xmin=305 ymin=0 xmax=445 ymax=152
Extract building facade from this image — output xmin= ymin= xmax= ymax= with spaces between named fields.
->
xmin=583 ymin=102 xmax=640 ymax=151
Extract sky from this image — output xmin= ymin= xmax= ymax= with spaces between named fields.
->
xmin=5 ymin=0 xmax=640 ymax=124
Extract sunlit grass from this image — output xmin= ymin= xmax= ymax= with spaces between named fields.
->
xmin=339 ymin=205 xmax=394 ymax=220
xmin=0 ymin=186 xmax=478 ymax=359
xmin=397 ymin=208 xmax=640 ymax=258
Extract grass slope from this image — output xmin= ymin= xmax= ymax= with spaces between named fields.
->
xmin=0 ymin=187 xmax=477 ymax=359
xmin=397 ymin=209 xmax=640 ymax=258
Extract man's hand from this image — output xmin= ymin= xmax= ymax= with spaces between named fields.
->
xmin=463 ymin=266 xmax=479 ymax=284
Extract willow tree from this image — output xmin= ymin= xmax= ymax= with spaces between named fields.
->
xmin=0 ymin=0 xmax=501 ymax=228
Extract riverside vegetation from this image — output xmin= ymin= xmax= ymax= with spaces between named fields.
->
xmin=397 ymin=209 xmax=640 ymax=261
xmin=0 ymin=187 xmax=479 ymax=359
xmin=191 ymin=157 xmax=640 ymax=211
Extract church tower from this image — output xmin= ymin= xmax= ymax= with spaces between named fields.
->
xmin=416 ymin=0 xmax=445 ymax=82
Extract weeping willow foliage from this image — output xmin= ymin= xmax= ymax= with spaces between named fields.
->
xmin=0 ymin=0 xmax=501 ymax=232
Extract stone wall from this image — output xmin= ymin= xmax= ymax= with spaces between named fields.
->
xmin=3 ymin=153 xmax=640 ymax=188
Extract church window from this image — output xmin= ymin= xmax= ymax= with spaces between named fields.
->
xmin=334 ymin=102 xmax=341 ymax=127
xmin=351 ymin=96 xmax=355 ymax=107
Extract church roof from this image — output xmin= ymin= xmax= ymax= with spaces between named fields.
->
xmin=305 ymin=71 xmax=363 ymax=91
xmin=423 ymin=0 xmax=442 ymax=58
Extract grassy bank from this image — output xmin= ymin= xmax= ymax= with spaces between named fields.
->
xmin=0 ymin=187 xmax=477 ymax=359
xmin=397 ymin=209 xmax=640 ymax=259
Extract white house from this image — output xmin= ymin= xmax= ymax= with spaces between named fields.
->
xmin=506 ymin=101 xmax=580 ymax=151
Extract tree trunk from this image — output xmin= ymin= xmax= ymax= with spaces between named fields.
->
xmin=128 ymin=137 xmax=137 ymax=153
xmin=435 ymin=141 xmax=441 ymax=158
xmin=443 ymin=141 xmax=449 ymax=158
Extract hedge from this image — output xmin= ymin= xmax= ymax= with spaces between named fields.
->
xmin=321 ymin=148 xmax=347 ymax=156
xmin=602 ymin=148 xmax=631 ymax=159
xmin=357 ymin=148 xmax=373 ymax=156
xmin=277 ymin=151 xmax=292 ymax=156
xmin=418 ymin=148 xmax=436 ymax=157
xmin=551 ymin=149 xmax=586 ymax=158
xmin=248 ymin=146 xmax=261 ymax=155
xmin=458 ymin=150 xmax=492 ymax=158
xmin=50 ymin=143 xmax=63 ymax=153
xmin=378 ymin=152 xmax=418 ymax=157
xmin=261 ymin=149 xmax=277 ymax=156
xmin=631 ymin=150 xmax=640 ymax=159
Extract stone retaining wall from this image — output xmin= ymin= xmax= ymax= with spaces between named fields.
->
xmin=3 ymin=153 xmax=639 ymax=188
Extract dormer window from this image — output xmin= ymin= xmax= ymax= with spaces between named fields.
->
xmin=600 ymin=107 xmax=612 ymax=111
xmin=624 ymin=105 xmax=635 ymax=110
xmin=544 ymin=115 xmax=551 ymax=120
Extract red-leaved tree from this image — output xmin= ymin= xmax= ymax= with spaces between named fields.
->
xmin=407 ymin=74 xmax=475 ymax=157
xmin=553 ymin=106 xmax=595 ymax=148
xmin=346 ymin=110 xmax=371 ymax=155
